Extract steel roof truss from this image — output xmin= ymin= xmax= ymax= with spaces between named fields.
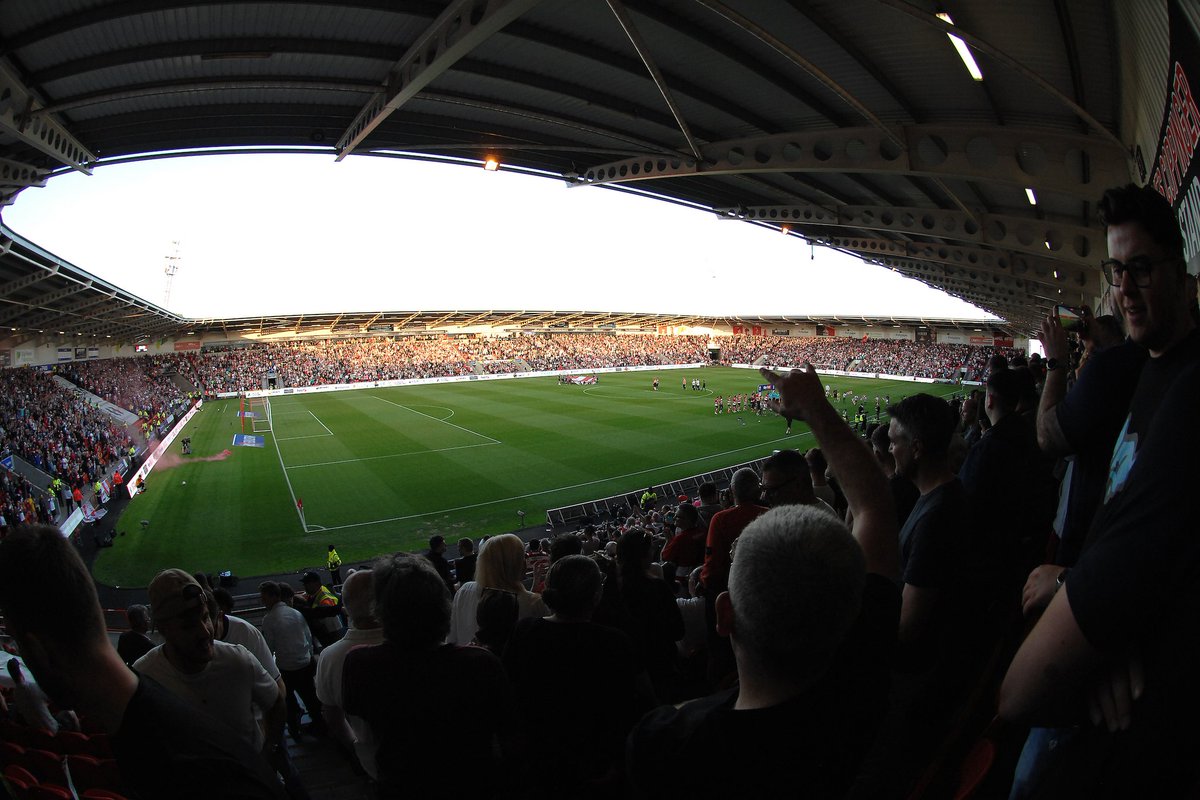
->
xmin=719 ymin=203 xmax=1105 ymax=266
xmin=575 ymin=126 xmax=1130 ymax=199
xmin=336 ymin=0 xmax=545 ymax=160
xmin=0 ymin=64 xmax=96 ymax=173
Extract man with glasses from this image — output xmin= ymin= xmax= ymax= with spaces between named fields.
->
xmin=1001 ymin=184 xmax=1200 ymax=796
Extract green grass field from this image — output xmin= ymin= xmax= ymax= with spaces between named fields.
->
xmin=91 ymin=367 xmax=960 ymax=586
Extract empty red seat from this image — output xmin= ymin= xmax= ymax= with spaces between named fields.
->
xmin=0 ymin=740 xmax=26 ymax=768
xmin=4 ymin=763 xmax=38 ymax=791
xmin=22 ymin=748 xmax=65 ymax=786
xmin=25 ymin=785 xmax=73 ymax=800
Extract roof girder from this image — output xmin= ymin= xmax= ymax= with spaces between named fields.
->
xmin=336 ymin=0 xmax=545 ymax=159
xmin=573 ymin=125 xmax=1130 ymax=201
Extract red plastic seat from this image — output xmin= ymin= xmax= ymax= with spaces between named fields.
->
xmin=22 ymin=748 xmax=65 ymax=786
xmin=67 ymin=755 xmax=121 ymax=792
xmin=25 ymin=785 xmax=73 ymax=800
xmin=4 ymin=763 xmax=38 ymax=793
xmin=0 ymin=740 xmax=26 ymax=768
xmin=952 ymin=737 xmax=998 ymax=800
xmin=26 ymin=728 xmax=58 ymax=753
xmin=0 ymin=722 xmax=34 ymax=749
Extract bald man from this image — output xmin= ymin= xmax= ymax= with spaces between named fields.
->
xmin=314 ymin=569 xmax=383 ymax=778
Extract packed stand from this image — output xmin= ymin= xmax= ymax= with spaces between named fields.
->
xmin=60 ymin=356 xmax=193 ymax=438
xmin=722 ymin=333 xmax=1020 ymax=380
xmin=0 ymin=367 xmax=133 ymax=494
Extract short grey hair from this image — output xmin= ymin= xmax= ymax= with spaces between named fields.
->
xmin=729 ymin=505 xmax=865 ymax=680
xmin=729 ymin=467 xmax=761 ymax=503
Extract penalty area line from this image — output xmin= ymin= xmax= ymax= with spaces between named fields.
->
xmin=370 ymin=394 xmax=501 ymax=445
xmin=285 ymin=441 xmax=499 ymax=470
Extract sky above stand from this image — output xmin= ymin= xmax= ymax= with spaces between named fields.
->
xmin=2 ymin=152 xmax=997 ymax=322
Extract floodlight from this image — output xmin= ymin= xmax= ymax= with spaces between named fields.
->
xmin=484 ymin=157 xmax=500 ymax=171
xmin=1025 ymin=188 xmax=1037 ymax=205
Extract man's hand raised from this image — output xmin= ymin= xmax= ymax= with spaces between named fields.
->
xmin=760 ymin=363 xmax=826 ymax=423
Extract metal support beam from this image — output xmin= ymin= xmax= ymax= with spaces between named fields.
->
xmin=0 ymin=157 xmax=50 ymax=189
xmin=336 ymin=0 xmax=544 ymax=160
xmin=573 ymin=125 xmax=1130 ymax=200
xmin=820 ymin=235 xmax=1097 ymax=294
xmin=0 ymin=263 xmax=59 ymax=299
xmin=606 ymin=0 xmax=703 ymax=161
xmin=0 ymin=283 xmax=92 ymax=326
xmin=717 ymin=202 xmax=1105 ymax=266
xmin=21 ymin=293 xmax=117 ymax=330
xmin=0 ymin=64 xmax=96 ymax=172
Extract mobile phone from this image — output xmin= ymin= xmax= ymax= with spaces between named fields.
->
xmin=1056 ymin=304 xmax=1086 ymax=332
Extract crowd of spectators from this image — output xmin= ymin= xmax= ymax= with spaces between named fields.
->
xmin=80 ymin=332 xmax=1020 ymax=398
xmin=0 ymin=367 xmax=134 ymax=500
xmin=60 ymin=357 xmax=188 ymax=422
xmin=721 ymin=334 xmax=1020 ymax=380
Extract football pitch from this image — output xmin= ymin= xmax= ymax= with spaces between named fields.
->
xmin=91 ymin=367 xmax=961 ymax=586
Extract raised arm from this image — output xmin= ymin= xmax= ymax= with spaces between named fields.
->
xmin=1036 ymin=312 xmax=1073 ymax=456
xmin=761 ymin=364 xmax=898 ymax=580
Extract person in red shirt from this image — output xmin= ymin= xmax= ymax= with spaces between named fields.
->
xmin=661 ymin=503 xmax=707 ymax=588
xmin=700 ymin=469 xmax=767 ymax=596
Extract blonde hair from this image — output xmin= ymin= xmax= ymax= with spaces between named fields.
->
xmin=474 ymin=533 xmax=529 ymax=594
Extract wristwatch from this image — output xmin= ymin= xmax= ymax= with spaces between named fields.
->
xmin=1045 ymin=358 xmax=1062 ymax=371
xmin=1055 ymin=568 xmax=1070 ymax=587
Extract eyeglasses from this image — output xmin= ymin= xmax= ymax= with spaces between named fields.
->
xmin=759 ymin=476 xmax=796 ymax=500
xmin=1100 ymin=255 xmax=1181 ymax=288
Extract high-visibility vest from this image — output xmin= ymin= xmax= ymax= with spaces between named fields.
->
xmin=327 ymin=548 xmax=342 ymax=571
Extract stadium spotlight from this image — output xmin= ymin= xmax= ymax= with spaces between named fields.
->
xmin=780 ymin=225 xmax=791 ymax=235
xmin=1025 ymin=187 xmax=1038 ymax=205
xmin=936 ymin=12 xmax=983 ymax=82
xmin=484 ymin=157 xmax=500 ymax=171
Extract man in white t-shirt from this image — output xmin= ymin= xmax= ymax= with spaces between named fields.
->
xmin=134 ymin=569 xmax=284 ymax=758
xmin=315 ymin=569 xmax=383 ymax=778
xmin=260 ymin=581 xmax=325 ymax=739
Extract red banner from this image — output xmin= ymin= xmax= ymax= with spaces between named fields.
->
xmin=994 ymin=337 xmax=1014 ymax=348
xmin=970 ymin=336 xmax=993 ymax=346
xmin=174 ymin=341 xmax=201 ymax=351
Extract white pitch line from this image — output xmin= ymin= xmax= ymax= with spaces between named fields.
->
xmin=268 ymin=429 xmax=306 ymax=534
xmin=370 ymin=394 xmax=501 ymax=445
xmin=304 ymin=429 xmax=815 ymax=533
xmin=276 ymin=433 xmax=335 ymax=442
xmin=308 ymin=410 xmax=334 ymax=436
xmin=285 ymin=441 xmax=499 ymax=470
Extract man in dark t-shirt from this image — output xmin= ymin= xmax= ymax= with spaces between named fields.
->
xmin=1001 ymin=183 xmax=1200 ymax=796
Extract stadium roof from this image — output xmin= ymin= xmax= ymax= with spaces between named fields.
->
xmin=0 ymin=0 xmax=1126 ymax=342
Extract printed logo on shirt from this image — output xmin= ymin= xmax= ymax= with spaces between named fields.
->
xmin=1104 ymin=414 xmax=1138 ymax=503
